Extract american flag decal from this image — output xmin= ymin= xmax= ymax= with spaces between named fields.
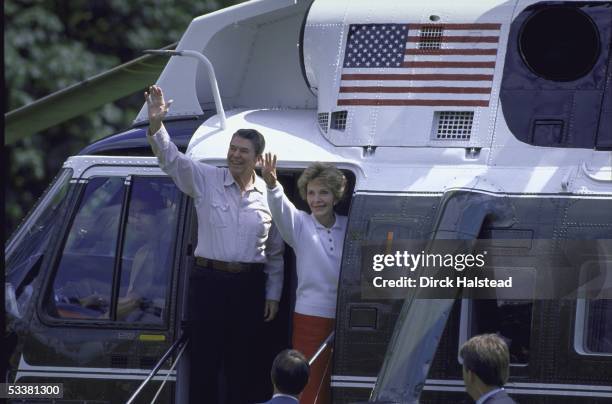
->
xmin=339 ymin=23 xmax=501 ymax=107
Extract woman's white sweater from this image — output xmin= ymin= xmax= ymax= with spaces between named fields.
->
xmin=267 ymin=183 xmax=347 ymax=318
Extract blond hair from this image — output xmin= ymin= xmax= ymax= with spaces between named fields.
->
xmin=297 ymin=162 xmax=346 ymax=202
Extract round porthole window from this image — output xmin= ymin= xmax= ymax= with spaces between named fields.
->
xmin=519 ymin=7 xmax=600 ymax=82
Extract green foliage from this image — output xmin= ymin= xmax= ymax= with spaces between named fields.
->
xmin=5 ymin=0 xmax=242 ymax=236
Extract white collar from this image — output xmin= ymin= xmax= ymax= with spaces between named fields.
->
xmin=312 ymin=213 xmax=343 ymax=230
xmin=271 ymin=393 xmax=299 ymax=402
xmin=223 ymin=169 xmax=264 ymax=193
xmin=476 ymin=387 xmax=504 ymax=404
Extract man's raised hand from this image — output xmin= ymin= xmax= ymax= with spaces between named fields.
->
xmin=144 ymin=85 xmax=173 ymax=135
xmin=262 ymin=152 xmax=278 ymax=188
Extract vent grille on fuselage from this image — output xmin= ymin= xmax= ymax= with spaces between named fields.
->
xmin=318 ymin=112 xmax=329 ymax=133
xmin=418 ymin=26 xmax=444 ymax=50
xmin=331 ymin=111 xmax=348 ymax=131
xmin=434 ymin=111 xmax=474 ymax=140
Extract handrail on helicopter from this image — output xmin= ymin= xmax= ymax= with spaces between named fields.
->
xmin=125 ymin=332 xmax=189 ymax=404
xmin=309 ymin=331 xmax=335 ymax=367
xmin=124 ymin=331 xmax=334 ymax=404
xmin=143 ymin=49 xmax=227 ymax=130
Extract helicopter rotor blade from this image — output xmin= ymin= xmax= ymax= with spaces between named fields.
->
xmin=5 ymin=43 xmax=177 ymax=145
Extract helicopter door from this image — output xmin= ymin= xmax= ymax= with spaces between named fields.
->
xmin=45 ymin=176 xmax=180 ymax=323
xmin=16 ymin=172 xmax=185 ymax=403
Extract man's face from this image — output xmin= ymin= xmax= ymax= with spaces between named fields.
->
xmin=227 ymin=135 xmax=258 ymax=178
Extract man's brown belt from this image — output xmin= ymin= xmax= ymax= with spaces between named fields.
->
xmin=195 ymin=257 xmax=264 ymax=273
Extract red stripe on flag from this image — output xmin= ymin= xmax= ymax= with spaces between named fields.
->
xmin=401 ymin=61 xmax=496 ymax=68
xmin=338 ymin=99 xmax=489 ymax=107
xmin=406 ymin=23 xmax=501 ymax=30
xmin=405 ymin=48 xmax=498 ymax=55
xmin=341 ymin=73 xmax=494 ymax=81
xmin=407 ymin=36 xmax=499 ymax=43
xmin=339 ymin=86 xmax=492 ymax=94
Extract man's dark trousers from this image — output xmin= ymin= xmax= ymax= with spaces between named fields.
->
xmin=188 ymin=264 xmax=265 ymax=403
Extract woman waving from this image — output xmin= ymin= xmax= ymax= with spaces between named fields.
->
xmin=262 ymin=153 xmax=348 ymax=404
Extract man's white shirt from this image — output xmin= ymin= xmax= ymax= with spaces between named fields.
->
xmin=148 ymin=126 xmax=284 ymax=300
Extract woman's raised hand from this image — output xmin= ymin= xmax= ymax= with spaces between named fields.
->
xmin=144 ymin=85 xmax=173 ymax=134
xmin=262 ymin=152 xmax=278 ymax=188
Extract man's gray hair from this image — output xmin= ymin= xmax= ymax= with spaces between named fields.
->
xmin=232 ymin=129 xmax=265 ymax=156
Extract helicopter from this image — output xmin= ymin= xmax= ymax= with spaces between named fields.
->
xmin=5 ymin=0 xmax=612 ymax=403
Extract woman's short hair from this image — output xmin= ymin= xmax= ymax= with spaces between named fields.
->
xmin=297 ymin=162 xmax=347 ymax=202
xmin=271 ymin=349 xmax=310 ymax=396
xmin=459 ymin=333 xmax=510 ymax=387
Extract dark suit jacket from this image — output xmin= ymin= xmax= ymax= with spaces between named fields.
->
xmin=482 ymin=389 xmax=517 ymax=404
xmin=262 ymin=395 xmax=299 ymax=404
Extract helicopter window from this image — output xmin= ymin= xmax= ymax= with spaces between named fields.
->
xmin=49 ymin=177 xmax=125 ymax=320
xmin=5 ymin=168 xmax=73 ymax=317
xmin=585 ymin=300 xmax=612 ymax=354
xmin=116 ymin=177 xmax=181 ymax=324
xmin=574 ymin=253 xmax=612 ymax=355
xmin=576 ymin=299 xmax=612 ymax=355
xmin=519 ymin=7 xmax=600 ymax=82
xmin=460 ymin=299 xmax=533 ymax=365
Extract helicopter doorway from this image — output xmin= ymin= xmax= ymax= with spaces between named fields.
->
xmin=178 ymin=167 xmax=355 ymax=403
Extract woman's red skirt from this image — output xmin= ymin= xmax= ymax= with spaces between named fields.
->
xmin=292 ymin=312 xmax=335 ymax=404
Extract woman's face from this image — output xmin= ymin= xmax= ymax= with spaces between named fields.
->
xmin=306 ymin=178 xmax=336 ymax=222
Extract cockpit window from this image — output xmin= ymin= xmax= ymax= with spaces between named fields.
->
xmin=50 ymin=177 xmax=125 ymax=319
xmin=117 ymin=177 xmax=181 ymax=323
xmin=46 ymin=175 xmax=181 ymax=325
xmin=5 ymin=168 xmax=73 ymax=316
xmin=6 ymin=168 xmax=73 ymax=276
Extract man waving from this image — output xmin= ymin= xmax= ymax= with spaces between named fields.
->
xmin=145 ymin=85 xmax=284 ymax=403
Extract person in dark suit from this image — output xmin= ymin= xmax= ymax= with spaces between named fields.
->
xmin=460 ymin=334 xmax=517 ymax=403
xmin=263 ymin=349 xmax=310 ymax=403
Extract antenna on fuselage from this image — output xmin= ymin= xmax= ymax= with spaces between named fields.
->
xmin=143 ymin=49 xmax=227 ymax=130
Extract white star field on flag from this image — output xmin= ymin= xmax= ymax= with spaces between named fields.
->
xmin=344 ymin=24 xmax=408 ymax=68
